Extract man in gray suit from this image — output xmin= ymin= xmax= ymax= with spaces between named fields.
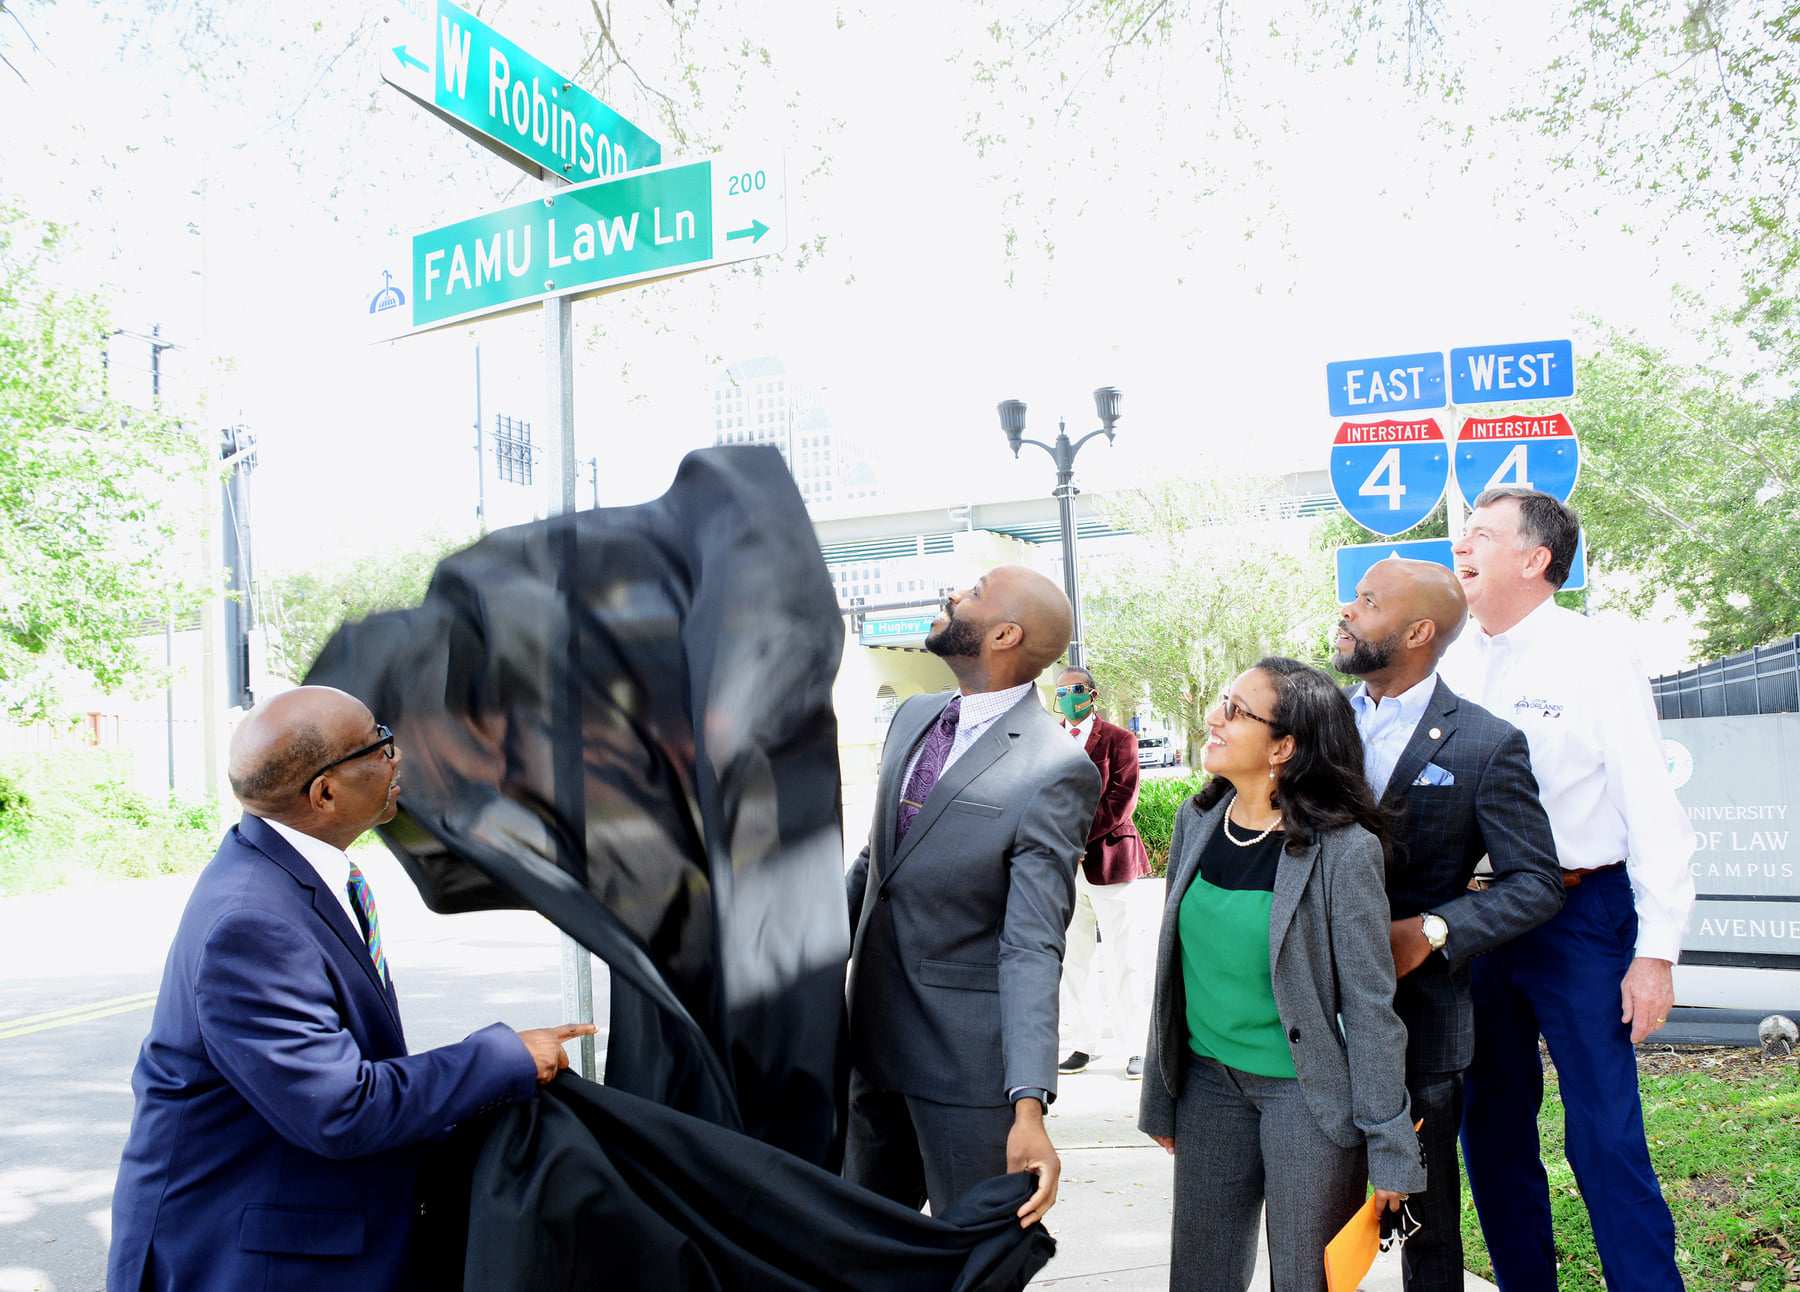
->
xmin=845 ymin=565 xmax=1102 ymax=1228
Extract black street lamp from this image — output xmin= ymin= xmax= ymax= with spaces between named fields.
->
xmin=998 ymin=387 xmax=1121 ymax=668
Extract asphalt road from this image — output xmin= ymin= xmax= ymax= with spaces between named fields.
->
xmin=0 ymin=851 xmax=583 ymax=1292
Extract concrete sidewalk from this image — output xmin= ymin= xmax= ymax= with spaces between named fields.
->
xmin=1035 ymin=1051 xmax=1498 ymax=1290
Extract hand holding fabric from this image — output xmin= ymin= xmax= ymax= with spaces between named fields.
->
xmin=1005 ymin=1100 xmax=1060 ymax=1227
xmin=517 ymin=1024 xmax=600 ymax=1083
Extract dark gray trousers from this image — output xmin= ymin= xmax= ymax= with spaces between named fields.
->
xmin=1170 ymin=1055 xmax=1366 ymax=1292
xmin=842 ymin=1067 xmax=1017 ymax=1216
xmin=1401 ymin=1070 xmax=1464 ymax=1292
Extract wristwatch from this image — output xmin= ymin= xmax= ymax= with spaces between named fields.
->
xmin=1420 ymin=912 xmax=1449 ymax=952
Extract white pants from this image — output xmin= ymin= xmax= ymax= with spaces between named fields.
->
xmin=1058 ymin=873 xmax=1151 ymax=1059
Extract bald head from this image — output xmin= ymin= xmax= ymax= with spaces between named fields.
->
xmin=228 ymin=686 xmax=374 ymax=812
xmin=984 ymin=565 xmax=1075 ymax=677
xmin=1333 ymin=557 xmax=1469 ymax=697
xmin=927 ymin=565 xmax=1075 ymax=692
xmin=1381 ymin=558 xmax=1468 ymax=661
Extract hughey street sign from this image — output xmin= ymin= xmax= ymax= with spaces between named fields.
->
xmin=368 ymin=153 xmax=786 ymax=339
xmin=381 ymin=0 xmax=660 ymax=181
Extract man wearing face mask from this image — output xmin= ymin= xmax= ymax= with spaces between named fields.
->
xmin=1051 ymin=668 xmax=1154 ymax=1079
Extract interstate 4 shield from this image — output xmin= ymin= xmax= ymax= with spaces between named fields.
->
xmin=1328 ymin=418 xmax=1450 ymax=537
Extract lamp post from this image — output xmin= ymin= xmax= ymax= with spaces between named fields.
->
xmin=998 ymin=386 xmax=1121 ymax=668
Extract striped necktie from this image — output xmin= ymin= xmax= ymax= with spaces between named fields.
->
xmin=345 ymin=862 xmax=389 ymax=986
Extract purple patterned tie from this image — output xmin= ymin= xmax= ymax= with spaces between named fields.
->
xmin=895 ymin=696 xmax=961 ymax=845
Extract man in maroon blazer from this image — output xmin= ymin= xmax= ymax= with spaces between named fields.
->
xmin=1051 ymin=668 xmax=1155 ymax=1077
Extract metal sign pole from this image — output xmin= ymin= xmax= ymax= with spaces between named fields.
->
xmin=1446 ymin=403 xmax=1466 ymax=543
xmin=542 ymin=174 xmax=596 ymax=1081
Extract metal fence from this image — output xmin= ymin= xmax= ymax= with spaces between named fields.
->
xmin=1651 ymin=634 xmax=1800 ymax=719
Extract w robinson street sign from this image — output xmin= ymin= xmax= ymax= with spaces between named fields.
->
xmin=381 ymin=0 xmax=660 ymax=181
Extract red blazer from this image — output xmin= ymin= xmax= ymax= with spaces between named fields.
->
xmin=1065 ymin=717 xmax=1153 ymax=885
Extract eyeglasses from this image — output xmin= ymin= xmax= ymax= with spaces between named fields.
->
xmin=305 ymin=724 xmax=396 ymax=789
xmin=1217 ymin=691 xmax=1272 ymax=727
xmin=1055 ymin=684 xmax=1092 ymax=698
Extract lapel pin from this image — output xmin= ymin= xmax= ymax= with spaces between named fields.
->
xmin=1428 ymin=727 xmax=1442 ymax=741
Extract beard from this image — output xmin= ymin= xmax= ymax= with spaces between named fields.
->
xmin=925 ymin=612 xmax=984 ymax=659
xmin=1332 ymin=624 xmax=1398 ymax=676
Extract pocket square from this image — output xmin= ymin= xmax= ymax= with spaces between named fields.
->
xmin=1413 ymin=763 xmax=1455 ymax=787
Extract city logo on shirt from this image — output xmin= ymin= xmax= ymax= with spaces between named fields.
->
xmin=1513 ymin=695 xmax=1565 ymax=719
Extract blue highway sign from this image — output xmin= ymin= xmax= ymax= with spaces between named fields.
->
xmin=1336 ymin=540 xmax=1456 ymax=603
xmin=1336 ymin=532 xmax=1585 ymax=602
xmin=1454 ymin=413 xmax=1581 ymax=504
xmin=1449 ymin=339 xmax=1575 ymax=404
xmin=1324 ymin=351 xmax=1446 ymax=418
xmin=1328 ymin=418 xmax=1450 ymax=536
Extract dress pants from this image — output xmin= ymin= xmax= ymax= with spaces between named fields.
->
xmin=1459 ymin=866 xmax=1681 ymax=1291
xmin=842 ymin=1068 xmax=1017 ymax=1217
xmin=1400 ymin=1070 xmax=1463 ymax=1292
xmin=1059 ymin=874 xmax=1150 ymax=1058
xmin=1169 ymin=1054 xmax=1365 ymax=1292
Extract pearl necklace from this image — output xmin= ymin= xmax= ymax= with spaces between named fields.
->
xmin=1221 ymin=792 xmax=1281 ymax=847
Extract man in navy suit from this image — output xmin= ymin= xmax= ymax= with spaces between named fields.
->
xmin=1333 ymin=558 xmax=1564 ymax=1291
xmin=110 ymin=686 xmax=593 ymax=1292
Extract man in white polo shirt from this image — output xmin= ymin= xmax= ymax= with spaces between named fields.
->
xmin=1440 ymin=486 xmax=1695 ymax=1292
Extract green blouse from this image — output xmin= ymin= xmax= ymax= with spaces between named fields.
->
xmin=1177 ymin=823 xmax=1294 ymax=1078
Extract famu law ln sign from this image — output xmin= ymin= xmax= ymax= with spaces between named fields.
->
xmin=369 ymin=153 xmax=785 ymax=339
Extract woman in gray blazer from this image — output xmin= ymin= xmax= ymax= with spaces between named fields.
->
xmin=1139 ymin=657 xmax=1425 ymax=1292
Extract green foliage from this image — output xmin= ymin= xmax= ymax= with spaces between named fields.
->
xmin=0 ymin=764 xmax=31 ymax=838
xmin=1132 ymin=772 xmax=1206 ymax=876
xmin=0 ymin=749 xmax=221 ymax=894
xmin=262 ymin=530 xmax=474 ymax=682
xmin=1083 ymin=472 xmax=1340 ymax=764
xmin=0 ymin=200 xmax=210 ymax=720
xmin=1521 ymin=1 xmax=1800 ymax=373
xmin=1459 ymin=1053 xmax=1800 ymax=1290
xmin=1567 ymin=327 xmax=1799 ymax=658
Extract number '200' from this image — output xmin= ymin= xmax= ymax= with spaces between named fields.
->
xmin=728 ymin=171 xmax=767 ymax=195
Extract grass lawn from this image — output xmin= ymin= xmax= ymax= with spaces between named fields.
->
xmin=1458 ymin=1045 xmax=1800 ymax=1290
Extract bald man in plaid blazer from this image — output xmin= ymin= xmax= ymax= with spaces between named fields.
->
xmin=1334 ymin=558 xmax=1564 ymax=1292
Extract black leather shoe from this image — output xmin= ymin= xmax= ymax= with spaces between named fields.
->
xmin=1126 ymin=1056 xmax=1144 ymax=1079
xmin=1057 ymin=1051 xmax=1091 ymax=1074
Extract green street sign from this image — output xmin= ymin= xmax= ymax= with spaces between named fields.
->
xmin=859 ymin=614 xmax=938 ymax=647
xmin=381 ymin=0 xmax=660 ymax=181
xmin=366 ymin=153 xmax=786 ymax=339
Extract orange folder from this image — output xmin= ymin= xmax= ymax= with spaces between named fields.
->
xmin=1323 ymin=1194 xmax=1382 ymax=1292
xmin=1325 ymin=1119 xmax=1423 ymax=1292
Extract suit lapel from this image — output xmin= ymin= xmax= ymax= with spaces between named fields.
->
xmin=239 ymin=815 xmax=405 ymax=1034
xmin=1268 ymin=836 xmax=1321 ymax=968
xmin=1382 ymin=678 xmax=1460 ymax=807
xmin=1166 ymin=799 xmax=1222 ymax=910
xmin=877 ymin=694 xmax=950 ymax=866
xmin=882 ymin=692 xmax=1027 ymax=883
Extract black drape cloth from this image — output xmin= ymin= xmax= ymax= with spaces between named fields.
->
xmin=417 ymin=1074 xmax=1055 ymax=1292
xmin=305 ymin=447 xmax=848 ymax=1164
